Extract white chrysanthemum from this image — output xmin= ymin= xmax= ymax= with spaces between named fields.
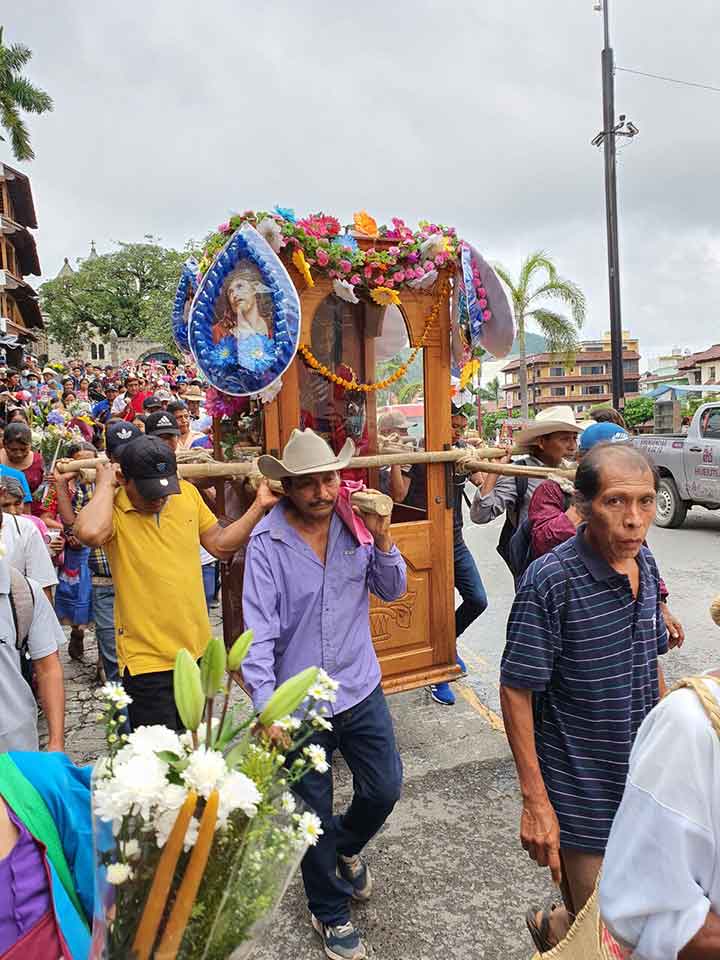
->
xmin=303 ymin=744 xmax=329 ymax=774
xmin=316 ymin=669 xmax=339 ymax=693
xmin=182 ymin=747 xmax=227 ymax=798
xmin=296 ymin=811 xmax=323 ymax=847
xmin=256 ymin=217 xmax=283 ymax=253
xmin=309 ymin=710 xmax=332 ymax=732
xmin=99 ymin=682 xmax=133 ymax=709
xmin=154 ymin=810 xmax=199 ymax=851
xmin=217 ymin=771 xmax=261 ymax=824
xmin=280 ymin=792 xmax=296 ymax=815
xmin=106 ymin=862 xmax=134 ymax=885
xmin=116 ymin=725 xmax=182 ymax=763
xmin=99 ymin=753 xmax=169 ymax=824
xmin=121 ymin=838 xmax=141 ymax=860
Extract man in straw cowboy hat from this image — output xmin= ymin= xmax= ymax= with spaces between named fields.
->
xmin=471 ymin=403 xmax=582 ymax=526
xmin=600 ymin=598 xmax=720 ymax=959
xmin=500 ymin=442 xmax=671 ymax=952
xmin=242 ymin=428 xmax=406 ymax=960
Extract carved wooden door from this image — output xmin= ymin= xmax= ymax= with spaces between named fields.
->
xmin=273 ymin=278 xmax=458 ymax=694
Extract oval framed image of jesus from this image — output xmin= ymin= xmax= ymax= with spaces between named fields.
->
xmin=189 ymin=225 xmax=301 ymax=396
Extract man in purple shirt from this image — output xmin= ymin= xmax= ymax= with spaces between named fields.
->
xmin=243 ymin=428 xmax=406 ymax=960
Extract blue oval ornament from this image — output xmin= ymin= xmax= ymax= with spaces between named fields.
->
xmin=188 ymin=224 xmax=301 ymax=396
xmin=171 ymin=257 xmax=199 ymax=354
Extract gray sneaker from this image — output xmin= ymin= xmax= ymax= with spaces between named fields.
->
xmin=337 ymin=854 xmax=373 ymax=902
xmin=311 ymin=914 xmax=367 ymax=960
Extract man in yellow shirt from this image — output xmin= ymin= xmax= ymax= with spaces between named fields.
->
xmin=74 ymin=436 xmax=276 ymax=729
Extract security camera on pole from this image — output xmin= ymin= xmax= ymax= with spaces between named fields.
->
xmin=592 ymin=0 xmax=639 ymax=410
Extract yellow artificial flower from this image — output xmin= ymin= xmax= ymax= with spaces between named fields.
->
xmin=292 ymin=248 xmax=314 ymax=287
xmin=370 ymin=286 xmax=401 ymax=306
xmin=353 ymin=210 xmax=378 ymax=236
xmin=460 ymin=358 xmax=481 ymax=391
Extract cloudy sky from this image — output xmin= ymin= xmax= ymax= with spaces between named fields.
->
xmin=14 ymin=0 xmax=720 ymax=364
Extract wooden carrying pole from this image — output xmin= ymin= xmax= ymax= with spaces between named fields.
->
xmin=59 ymin=451 xmax=574 ymax=483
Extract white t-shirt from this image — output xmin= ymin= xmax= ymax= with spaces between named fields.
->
xmin=600 ymin=677 xmax=720 ymax=959
xmin=2 ymin=514 xmax=58 ymax=588
xmin=0 ymin=563 xmax=66 ymax=751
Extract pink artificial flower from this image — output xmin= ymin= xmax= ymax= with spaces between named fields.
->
xmin=479 ymin=298 xmax=488 ymax=309
xmin=217 ymin=222 xmax=230 ymax=233
xmin=316 ymin=248 xmax=329 ymax=267
xmin=384 ymin=277 xmax=395 ymax=287
xmin=482 ymin=309 xmax=492 ymax=321
xmin=339 ymin=259 xmax=352 ymax=274
xmin=389 ymin=246 xmax=400 ymax=256
xmin=364 ymin=265 xmax=374 ymax=278
xmin=393 ymin=270 xmax=405 ymax=283
xmin=477 ymin=287 xmax=486 ymax=297
xmin=350 ymin=274 xmax=361 ymax=285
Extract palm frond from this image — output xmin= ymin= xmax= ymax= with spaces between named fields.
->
xmin=526 ymin=277 xmax=586 ymax=328
xmin=518 ymin=251 xmax=557 ymax=293
xmin=493 ymin=262 xmax=525 ymax=311
xmin=5 ymin=76 xmax=52 ymax=113
xmin=0 ymin=100 xmax=33 ymax=160
xmin=528 ymin=308 xmax=580 ymax=357
xmin=2 ymin=42 xmax=33 ymax=73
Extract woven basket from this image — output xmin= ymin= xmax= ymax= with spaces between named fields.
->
xmin=531 ymin=675 xmax=720 ymax=960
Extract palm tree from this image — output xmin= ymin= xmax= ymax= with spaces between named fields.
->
xmin=494 ymin=251 xmax=586 ymax=420
xmin=0 ymin=26 xmax=53 ymax=162
xmin=478 ymin=375 xmax=500 ymax=404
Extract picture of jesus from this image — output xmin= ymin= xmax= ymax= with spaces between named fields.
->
xmin=212 ymin=261 xmax=274 ymax=345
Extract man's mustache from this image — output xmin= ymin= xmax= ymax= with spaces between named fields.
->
xmin=308 ymin=500 xmax=334 ymax=508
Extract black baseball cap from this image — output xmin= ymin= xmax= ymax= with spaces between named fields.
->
xmin=106 ymin=421 xmax=142 ymax=456
xmin=142 ymin=395 xmax=162 ymax=411
xmin=145 ymin=411 xmax=180 ymax=437
xmin=119 ymin=436 xmax=180 ymax=499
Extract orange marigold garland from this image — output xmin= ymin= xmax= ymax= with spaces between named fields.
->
xmin=299 ymin=278 xmax=449 ymax=393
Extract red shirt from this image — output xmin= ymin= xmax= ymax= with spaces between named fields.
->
xmin=122 ymin=391 xmax=151 ymax=421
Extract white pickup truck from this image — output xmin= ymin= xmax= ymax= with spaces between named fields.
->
xmin=634 ymin=402 xmax=720 ymax=528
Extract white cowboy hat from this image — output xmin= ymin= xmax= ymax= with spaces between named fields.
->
xmin=258 ymin=428 xmax=355 ymax=480
xmin=513 ymin=405 xmax=582 ymax=450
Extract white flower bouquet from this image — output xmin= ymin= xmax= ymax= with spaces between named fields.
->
xmin=90 ymin=631 xmax=338 ymax=959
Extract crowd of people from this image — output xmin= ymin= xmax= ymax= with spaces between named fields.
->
xmin=0 ymin=352 xmax=717 ymax=960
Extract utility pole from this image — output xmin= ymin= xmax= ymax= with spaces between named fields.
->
xmin=592 ymin=0 xmax=638 ymax=410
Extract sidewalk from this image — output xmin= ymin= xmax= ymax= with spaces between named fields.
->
xmin=52 ymin=630 xmax=548 ymax=960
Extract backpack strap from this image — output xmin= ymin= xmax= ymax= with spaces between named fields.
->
xmin=671 ymin=676 xmax=720 ymax=740
xmin=9 ymin=568 xmax=35 ymax=649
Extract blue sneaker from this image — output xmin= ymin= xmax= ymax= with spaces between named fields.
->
xmin=455 ymin=653 xmax=468 ymax=678
xmin=338 ymin=853 xmax=373 ymax=901
xmin=429 ymin=682 xmax=456 ymax=706
xmin=311 ymin=914 xmax=367 ymax=960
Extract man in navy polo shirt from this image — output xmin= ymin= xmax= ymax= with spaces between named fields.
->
xmin=500 ymin=443 xmax=670 ymax=952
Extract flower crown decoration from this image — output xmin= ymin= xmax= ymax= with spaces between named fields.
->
xmin=196 ymin=208 xmax=492 ymax=328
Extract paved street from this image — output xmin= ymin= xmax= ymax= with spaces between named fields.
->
xmin=52 ymin=507 xmax=720 ymax=960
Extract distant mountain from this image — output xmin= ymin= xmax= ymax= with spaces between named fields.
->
xmin=507 ymin=332 xmax=547 ymax=356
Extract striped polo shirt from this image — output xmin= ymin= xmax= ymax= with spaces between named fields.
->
xmin=501 ymin=527 xmax=668 ymax=852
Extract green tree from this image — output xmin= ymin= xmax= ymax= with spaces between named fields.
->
xmin=478 ymin=375 xmax=500 ymax=404
xmin=40 ymin=239 xmax=186 ymax=353
xmin=622 ymin=395 xmax=655 ymax=428
xmin=0 ymin=26 xmax=53 ymax=162
xmin=494 ymin=251 xmax=586 ymax=420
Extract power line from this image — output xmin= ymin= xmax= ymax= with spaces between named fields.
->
xmin=617 ymin=66 xmax=720 ymax=94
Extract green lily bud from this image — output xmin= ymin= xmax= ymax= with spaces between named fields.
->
xmin=227 ymin=629 xmax=253 ymax=672
xmin=200 ymin=636 xmax=227 ymax=697
xmin=259 ymin=666 xmax=319 ymax=727
xmin=174 ymin=649 xmax=205 ymax=731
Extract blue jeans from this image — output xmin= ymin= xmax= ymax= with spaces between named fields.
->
xmin=92 ymin=583 xmax=119 ymax=682
xmin=454 ymin=536 xmax=488 ymax=640
xmin=291 ymin=684 xmax=403 ymax=925
xmin=202 ymin=562 xmax=218 ymax=612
